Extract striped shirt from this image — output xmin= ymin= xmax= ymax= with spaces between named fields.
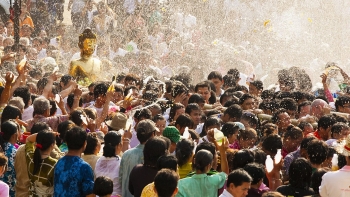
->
xmin=25 ymin=142 xmax=57 ymax=197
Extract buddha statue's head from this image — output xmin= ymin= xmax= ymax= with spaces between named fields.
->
xmin=78 ymin=28 xmax=97 ymax=57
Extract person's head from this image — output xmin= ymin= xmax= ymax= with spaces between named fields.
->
xmin=93 ymin=176 xmax=113 ymax=197
xmin=335 ymin=95 xmax=350 ymax=113
xmin=0 ymin=120 xmax=19 ymax=150
xmin=1 ymin=105 xmax=22 ymax=124
xmin=174 ymin=114 xmax=194 ymax=134
xmin=65 ymin=126 xmax=88 ymax=151
xmin=93 ymin=82 xmax=108 ymax=105
xmin=13 ymin=86 xmax=31 ymax=108
xmin=271 ymin=108 xmax=291 ymax=131
xmin=124 ymin=73 xmax=141 ymax=88
xmin=33 ymin=97 xmax=51 ymax=117
xmin=261 ymin=134 xmax=283 ymax=156
xmin=283 ymin=126 xmax=303 ymax=153
xmin=226 ymin=169 xmax=252 ymax=197
xmin=300 ymin=136 xmax=317 ymax=158
xmin=33 ymin=130 xmax=56 ymax=174
xmin=298 ymin=101 xmax=312 ymax=118
xmin=221 ymin=122 xmax=240 ymax=144
xmin=232 ymin=149 xmax=255 ymax=170
xmin=307 ymin=139 xmax=329 ymax=166
xmin=134 ymin=108 xmax=152 ymax=124
xmin=78 ymin=28 xmax=97 ymax=56
xmin=239 ymin=94 xmax=255 ymax=110
xmin=136 ymin=119 xmax=157 ymax=144
xmin=176 ymin=138 xmax=194 ymax=167
xmin=311 ymin=99 xmax=328 ymax=119
xmin=240 ymin=112 xmax=259 ymax=130
xmin=153 ymin=114 xmax=166 ymax=135
xmin=227 ymin=68 xmax=241 ymax=83
xmin=195 ymin=82 xmax=211 ymax=103
xmin=237 ymin=129 xmax=257 ymax=149
xmin=169 ymin=103 xmax=185 ymax=122
xmin=279 ymin=98 xmax=298 ymax=119
xmin=185 ymin=103 xmax=201 ymax=126
xmin=222 ymin=104 xmax=243 ymax=123
xmin=261 ymin=192 xmax=284 ymax=197
xmin=289 ymin=158 xmax=313 ymax=189
xmin=188 ymin=93 xmax=205 ymax=108
xmin=318 ymin=115 xmax=337 ymax=141
xmin=163 ymin=126 xmax=181 ymax=153
xmin=195 ymin=142 xmax=217 ymax=169
xmin=202 ymin=116 xmax=221 ymax=137
xmin=57 ymin=120 xmax=75 ymax=145
xmin=243 ymin=163 xmax=265 ymax=187
xmin=208 ymin=71 xmax=223 ymax=93
xmin=143 ymin=136 xmax=168 ymax=167
xmin=194 ymin=149 xmax=213 ymax=173
xmin=331 ymin=122 xmax=350 ymax=140
xmin=249 ymin=80 xmax=263 ymax=96
xmin=156 ymin=155 xmax=178 ymax=171
xmin=8 ymin=97 xmax=25 ymax=112
xmin=103 ymin=131 xmax=122 ymax=157
xmin=311 ymin=168 xmax=329 ymax=194
xmin=0 ymin=152 xmax=8 ymax=177
xmin=154 ymin=169 xmax=179 ymax=197
xmin=84 ymin=132 xmax=101 ymax=155
xmin=261 ymin=123 xmax=278 ymax=137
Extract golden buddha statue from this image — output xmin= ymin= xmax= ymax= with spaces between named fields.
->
xmin=69 ymin=28 xmax=101 ymax=83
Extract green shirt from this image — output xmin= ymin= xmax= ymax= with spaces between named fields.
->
xmin=176 ymin=172 xmax=227 ymax=197
xmin=25 ymin=142 xmax=58 ymax=197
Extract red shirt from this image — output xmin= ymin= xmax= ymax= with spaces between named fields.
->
xmin=306 ymin=130 xmax=321 ymax=140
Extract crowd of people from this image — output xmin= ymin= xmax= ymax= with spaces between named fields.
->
xmin=1 ymin=1 xmax=350 ymax=197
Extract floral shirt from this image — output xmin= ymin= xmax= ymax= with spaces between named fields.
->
xmin=0 ymin=142 xmax=17 ymax=197
xmin=59 ymin=143 xmax=68 ymax=153
xmin=54 ymin=155 xmax=94 ymax=197
xmin=25 ymin=114 xmax=69 ymax=132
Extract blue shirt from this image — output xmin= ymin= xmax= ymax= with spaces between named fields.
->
xmin=119 ymin=144 xmax=144 ymax=197
xmin=0 ymin=142 xmax=16 ymax=197
xmin=54 ymin=155 xmax=94 ymax=197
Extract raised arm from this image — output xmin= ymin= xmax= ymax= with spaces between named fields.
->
xmin=0 ymin=72 xmax=14 ymax=107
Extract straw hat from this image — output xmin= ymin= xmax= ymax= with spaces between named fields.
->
xmin=105 ymin=112 xmax=127 ymax=131
xmin=336 ymin=135 xmax=350 ymax=156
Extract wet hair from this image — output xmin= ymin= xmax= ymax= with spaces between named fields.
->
xmin=311 ymin=168 xmax=329 ymax=194
xmin=318 ymin=114 xmax=337 ymax=130
xmin=156 ymin=155 xmax=178 ymax=171
xmin=241 ymin=112 xmax=259 ymax=129
xmin=103 ymin=131 xmax=122 ymax=157
xmin=57 ymin=120 xmax=75 ymax=146
xmin=0 ymin=120 xmax=19 ymax=150
xmin=83 ymin=108 xmax=97 ymax=120
xmin=31 ymin=122 xmax=50 ymax=135
xmin=279 ymin=98 xmax=297 ymax=111
xmin=201 ymin=116 xmax=221 ymax=137
xmin=208 ymin=71 xmax=223 ymax=81
xmin=335 ymin=95 xmax=350 ymax=111
xmin=284 ymin=126 xmax=303 ymax=140
xmin=223 ymin=74 xmax=237 ymax=88
xmin=33 ymin=130 xmax=55 ymax=174
xmin=227 ymin=168 xmax=252 ymax=187
xmin=227 ymin=68 xmax=240 ymax=80
xmin=67 ymin=93 xmax=83 ymax=109
xmin=185 ymin=103 xmax=201 ymax=115
xmin=134 ymin=108 xmax=152 ymax=121
xmin=49 ymin=100 xmax=57 ymax=116
xmin=223 ymin=104 xmax=243 ymax=121
xmin=143 ymin=137 xmax=168 ymax=167
xmin=259 ymin=101 xmax=279 ymax=113
xmin=194 ymin=81 xmax=211 ymax=92
xmin=261 ymin=123 xmax=277 ymax=136
xmin=195 ymin=141 xmax=216 ymax=157
xmin=84 ymin=132 xmax=100 ymax=155
xmin=60 ymin=74 xmax=73 ymax=86
xmin=238 ymin=129 xmax=257 ymax=142
xmin=307 ymin=140 xmax=329 ymax=165
xmin=175 ymin=114 xmax=194 ymax=129
xmin=78 ymin=28 xmax=96 ymax=49
xmin=1 ymin=105 xmax=22 ymax=123
xmin=298 ymin=101 xmax=312 ymax=113
xmin=93 ymin=82 xmax=108 ymax=99
xmin=232 ymin=149 xmax=255 ymax=170
xmin=250 ymin=80 xmax=263 ymax=91
xmin=300 ymin=136 xmax=317 ymax=150
xmin=261 ymin=90 xmax=275 ymax=101
xmin=239 ymin=93 xmax=254 ymax=105
xmin=243 ymin=163 xmax=265 ymax=185
xmin=331 ymin=122 xmax=349 ymax=138
xmin=221 ymin=122 xmax=240 ymax=138
xmin=194 ymin=150 xmax=213 ymax=172
xmin=271 ymin=108 xmax=288 ymax=124
xmin=0 ymin=152 xmax=8 ymax=167
xmin=261 ymin=134 xmax=283 ymax=155
xmin=13 ymin=86 xmax=31 ymax=107
xmin=93 ymin=176 xmax=113 ymax=196
xmin=69 ymin=108 xmax=87 ymax=127
xmin=169 ymin=103 xmax=184 ymax=122
xmin=288 ymin=158 xmax=313 ymax=189
xmin=188 ymin=93 xmax=205 ymax=105
xmin=176 ymin=139 xmax=194 ymax=167
xmin=65 ymin=126 xmax=88 ymax=150
xmin=171 ymin=81 xmax=189 ymax=98
xmin=253 ymin=149 xmax=267 ymax=165
xmin=125 ymin=73 xmax=141 ymax=86
xmin=154 ymin=169 xmax=179 ymax=197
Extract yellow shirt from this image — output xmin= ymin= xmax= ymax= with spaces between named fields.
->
xmin=141 ymin=182 xmax=156 ymax=197
xmin=179 ymin=162 xmax=192 ymax=179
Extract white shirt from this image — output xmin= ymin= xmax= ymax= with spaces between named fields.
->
xmin=95 ymin=156 xmax=122 ymax=196
xmin=319 ymin=165 xmax=350 ymax=197
xmin=219 ymin=189 xmax=234 ymax=197
xmin=22 ymin=105 xmax=34 ymax=121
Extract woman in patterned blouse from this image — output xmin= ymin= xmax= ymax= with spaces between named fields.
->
xmin=0 ymin=120 xmax=20 ymax=197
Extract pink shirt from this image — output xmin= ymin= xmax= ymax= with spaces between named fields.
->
xmin=0 ymin=180 xmax=9 ymax=197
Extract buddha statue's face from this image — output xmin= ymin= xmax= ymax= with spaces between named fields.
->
xmin=82 ymin=38 xmax=96 ymax=56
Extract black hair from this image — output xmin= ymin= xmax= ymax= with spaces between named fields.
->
xmin=261 ymin=123 xmax=277 ymax=137
xmin=0 ymin=152 xmax=8 ymax=167
xmin=250 ymin=80 xmax=263 ymax=90
xmin=331 ymin=122 xmax=349 ymax=138
xmin=175 ymin=114 xmax=194 ymax=130
xmin=253 ymin=149 xmax=267 ymax=165
xmin=103 ymin=131 xmax=122 ymax=157
xmin=94 ymin=82 xmax=108 ymax=99
xmin=261 ymin=90 xmax=274 ymax=101
xmin=298 ymin=101 xmax=312 ymax=113
xmin=1 ymin=105 xmax=22 ymax=124
xmin=194 ymin=81 xmax=211 ymax=92
xmin=307 ymin=140 xmax=329 ymax=165
xmin=208 ymin=91 xmax=217 ymax=104
xmin=93 ymin=176 xmax=113 ymax=196
xmin=201 ymin=116 xmax=221 ymax=137
xmin=156 ymin=155 xmax=178 ymax=171
xmin=83 ymin=108 xmax=97 ymax=120
xmin=221 ymin=122 xmax=240 ymax=137
xmin=188 ymin=93 xmax=205 ymax=105
xmin=194 ymin=149 xmax=213 ymax=172
xmin=261 ymin=134 xmax=282 ymax=155
xmin=13 ymin=86 xmax=31 ymax=107
xmin=335 ymin=95 xmax=350 ymax=111
xmin=311 ymin=168 xmax=329 ymax=194
xmin=259 ymin=101 xmax=279 ymax=112
xmin=243 ymin=163 xmax=265 ymax=185
xmin=239 ymin=93 xmax=254 ymax=105
xmin=65 ymin=126 xmax=88 ymax=150
xmin=171 ymin=81 xmax=189 ymax=98
xmin=271 ymin=108 xmax=288 ymax=124
xmin=154 ymin=169 xmax=179 ymax=197
xmin=169 ymin=103 xmax=184 ymax=122
xmin=153 ymin=114 xmax=166 ymax=122
xmin=84 ymin=132 xmax=99 ymax=155
xmin=226 ymin=168 xmax=252 ymax=187
xmin=176 ymin=138 xmax=194 ymax=167
xmin=289 ymin=158 xmax=313 ymax=189
xmin=67 ymin=93 xmax=83 ymax=109
xmin=318 ymin=114 xmax=337 ymax=130
xmin=223 ymin=74 xmax=236 ymax=88
xmin=238 ymin=129 xmax=257 ymax=142
xmin=298 ymin=121 xmax=312 ymax=131
xmin=0 ymin=120 xmax=19 ymax=151
xmin=142 ymin=90 xmax=158 ymax=103
xmin=69 ymin=108 xmax=87 ymax=127
xmin=195 ymin=141 xmax=216 ymax=157
xmin=300 ymin=136 xmax=317 ymax=150
xmin=60 ymin=75 xmax=72 ymax=86
xmin=185 ymin=103 xmax=201 ymax=115
xmin=49 ymin=100 xmax=57 ymax=116
xmin=208 ymin=71 xmax=223 ymax=81
xmin=31 ymin=122 xmax=50 ymax=135
xmin=36 ymin=77 xmax=48 ymax=92
xmin=57 ymin=120 xmax=75 ymax=146
xmin=227 ymin=68 xmax=240 ymax=79
xmin=280 ymin=98 xmax=297 ymax=111
xmin=241 ymin=112 xmax=259 ymax=129
xmin=143 ymin=137 xmax=168 ymax=167
xmin=134 ymin=108 xmax=152 ymax=121
xmin=284 ymin=126 xmax=303 ymax=140
xmin=33 ymin=130 xmax=55 ymax=174
xmin=136 ymin=126 xmax=154 ymax=144
xmin=223 ymin=104 xmax=243 ymax=121
xmin=232 ymin=149 xmax=255 ymax=170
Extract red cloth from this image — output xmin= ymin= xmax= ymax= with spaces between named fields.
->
xmin=306 ymin=130 xmax=321 ymax=140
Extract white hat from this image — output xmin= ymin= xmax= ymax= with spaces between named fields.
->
xmin=335 ymin=135 xmax=350 ymax=156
